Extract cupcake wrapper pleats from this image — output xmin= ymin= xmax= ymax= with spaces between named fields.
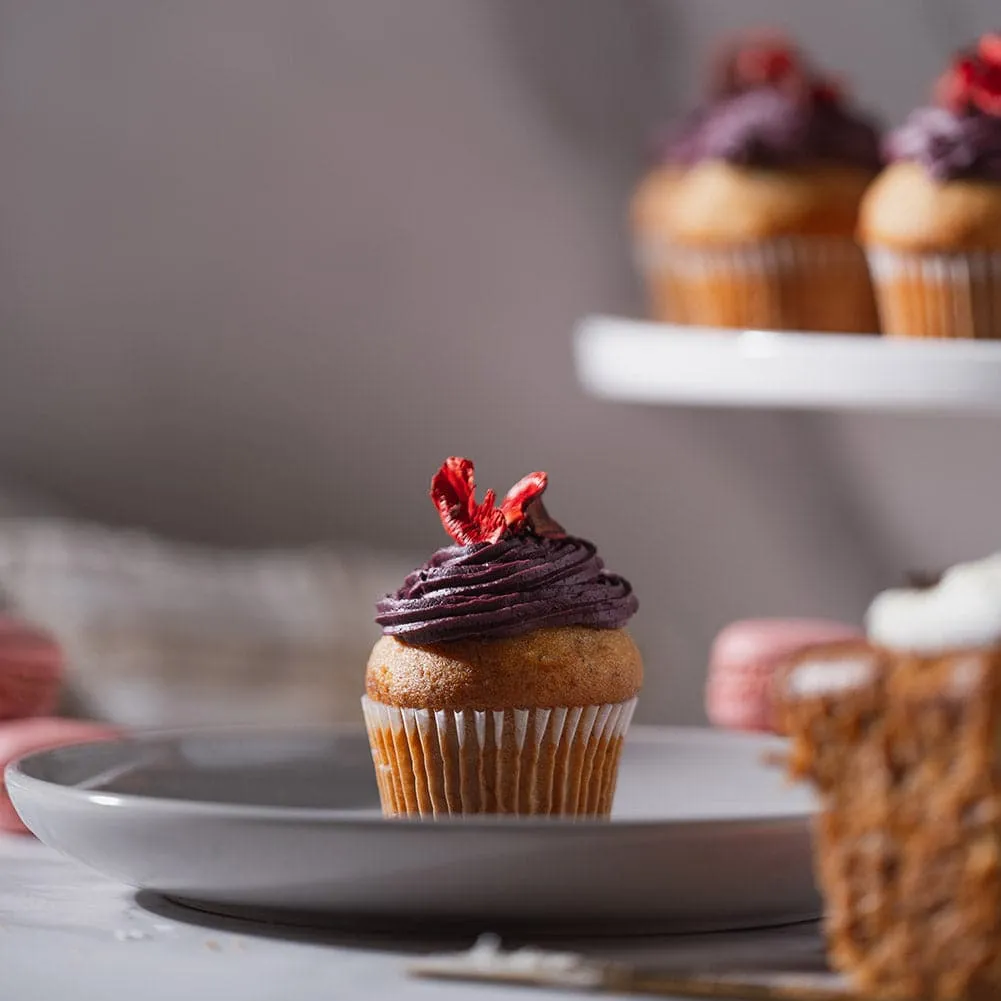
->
xmin=640 ymin=236 xmax=878 ymax=334
xmin=634 ymin=234 xmax=687 ymax=324
xmin=361 ymin=696 xmax=637 ymax=818
xmin=866 ymin=249 xmax=1001 ymax=340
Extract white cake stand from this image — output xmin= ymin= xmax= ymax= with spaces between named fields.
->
xmin=575 ymin=315 xmax=1001 ymax=412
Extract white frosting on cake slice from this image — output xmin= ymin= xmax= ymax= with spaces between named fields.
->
xmin=785 ymin=655 xmax=876 ymax=698
xmin=866 ymin=553 xmax=1001 ymax=654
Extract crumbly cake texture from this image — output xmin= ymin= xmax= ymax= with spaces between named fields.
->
xmin=366 ymin=627 xmax=642 ymax=712
xmin=776 ymin=641 xmax=1001 ymax=999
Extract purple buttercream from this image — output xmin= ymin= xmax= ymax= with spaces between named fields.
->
xmin=886 ymin=106 xmax=1001 ymax=182
xmin=657 ymin=88 xmax=881 ymax=170
xmin=375 ymin=535 xmax=638 ymax=645
xmin=650 ymin=105 xmax=712 ymax=166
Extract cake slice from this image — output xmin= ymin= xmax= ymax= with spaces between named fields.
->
xmin=775 ymin=560 xmax=1001 ymax=1000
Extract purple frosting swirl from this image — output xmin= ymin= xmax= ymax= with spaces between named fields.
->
xmin=375 ymin=535 xmax=638 ymax=645
xmin=886 ymin=106 xmax=1001 ymax=182
xmin=657 ymin=89 xmax=881 ymax=170
xmin=650 ymin=105 xmax=712 ymax=166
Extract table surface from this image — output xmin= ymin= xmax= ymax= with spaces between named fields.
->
xmin=0 ymin=835 xmax=830 ymax=1001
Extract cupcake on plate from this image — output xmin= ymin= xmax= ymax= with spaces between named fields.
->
xmin=860 ymin=35 xmax=1001 ymax=339
xmin=658 ymin=32 xmax=881 ymax=333
xmin=363 ymin=458 xmax=642 ymax=819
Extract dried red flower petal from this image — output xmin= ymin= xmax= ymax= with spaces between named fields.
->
xmin=711 ymin=31 xmax=840 ymax=107
xmin=978 ymin=33 xmax=1001 ymax=67
xmin=936 ymin=37 xmax=1001 ymax=117
xmin=735 ymin=42 xmax=795 ymax=88
xmin=430 ymin=457 xmax=506 ymax=546
xmin=935 ymin=56 xmax=978 ymax=113
xmin=811 ymin=79 xmax=844 ymax=106
xmin=429 ymin=459 xmax=566 ymax=545
xmin=971 ymin=59 xmax=1001 ymax=116
xmin=710 ymin=31 xmax=795 ymax=97
xmin=500 ymin=471 xmax=547 ymax=527
xmin=972 ymin=84 xmax=1001 ymax=116
xmin=501 ymin=471 xmax=566 ymax=539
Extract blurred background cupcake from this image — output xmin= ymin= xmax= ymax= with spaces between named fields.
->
xmin=648 ymin=32 xmax=882 ymax=334
xmin=860 ymin=35 xmax=1001 ymax=339
xmin=630 ymin=109 xmax=706 ymax=324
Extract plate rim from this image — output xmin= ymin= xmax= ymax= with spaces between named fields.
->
xmin=6 ymin=723 xmax=810 ymax=834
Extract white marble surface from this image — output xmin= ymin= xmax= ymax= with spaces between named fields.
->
xmin=0 ymin=836 xmax=538 ymax=1001
xmin=0 ymin=834 xmax=829 ymax=1000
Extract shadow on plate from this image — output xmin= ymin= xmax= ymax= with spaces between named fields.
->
xmin=135 ymin=890 xmax=827 ymax=969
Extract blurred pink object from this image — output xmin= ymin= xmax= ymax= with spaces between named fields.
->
xmin=706 ymin=618 xmax=863 ymax=733
xmin=0 ymin=616 xmax=63 ymax=720
xmin=0 ymin=717 xmax=120 ymax=834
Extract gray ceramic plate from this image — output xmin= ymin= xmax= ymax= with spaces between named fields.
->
xmin=7 ymin=725 xmax=819 ymax=932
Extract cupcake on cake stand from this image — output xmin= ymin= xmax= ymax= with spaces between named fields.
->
xmin=590 ymin=34 xmax=1001 ymax=414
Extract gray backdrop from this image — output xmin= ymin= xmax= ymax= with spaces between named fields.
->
xmin=1 ymin=0 xmax=998 ymax=724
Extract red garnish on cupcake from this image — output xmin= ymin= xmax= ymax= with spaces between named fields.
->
xmin=713 ymin=31 xmax=843 ymax=106
xmin=936 ymin=34 xmax=1001 ymax=116
xmin=430 ymin=458 xmax=506 ymax=545
xmin=733 ymin=37 xmax=797 ymax=89
xmin=430 ymin=458 xmax=565 ymax=545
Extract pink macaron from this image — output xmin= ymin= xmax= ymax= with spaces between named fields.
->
xmin=0 ymin=616 xmax=64 ymax=720
xmin=706 ymin=618 xmax=863 ymax=733
xmin=0 ymin=718 xmax=121 ymax=834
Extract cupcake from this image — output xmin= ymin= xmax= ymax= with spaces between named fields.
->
xmin=775 ymin=555 xmax=1001 ymax=998
xmin=657 ymin=33 xmax=881 ymax=333
xmin=860 ymin=35 xmax=1001 ymax=339
xmin=362 ymin=458 xmax=642 ymax=818
xmin=630 ymin=109 xmax=707 ymax=323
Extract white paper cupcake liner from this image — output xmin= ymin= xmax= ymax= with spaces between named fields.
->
xmin=633 ymin=233 xmax=675 ymax=274
xmin=633 ymin=234 xmax=685 ymax=323
xmin=657 ymin=236 xmax=877 ymax=333
xmin=866 ymin=248 xmax=1001 ymax=339
xmin=361 ymin=696 xmax=637 ymax=819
